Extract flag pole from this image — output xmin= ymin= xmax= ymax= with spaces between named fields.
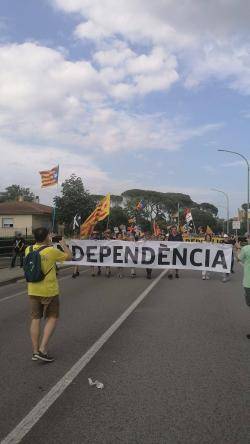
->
xmin=106 ymin=215 xmax=110 ymax=229
xmin=52 ymin=165 xmax=59 ymax=234
xmin=191 ymin=209 xmax=197 ymax=235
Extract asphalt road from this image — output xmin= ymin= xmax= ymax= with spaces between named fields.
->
xmin=0 ymin=265 xmax=249 ymax=444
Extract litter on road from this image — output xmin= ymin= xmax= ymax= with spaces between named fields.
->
xmin=88 ymin=378 xmax=104 ymax=389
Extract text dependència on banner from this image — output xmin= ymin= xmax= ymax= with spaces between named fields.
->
xmin=60 ymin=240 xmax=233 ymax=273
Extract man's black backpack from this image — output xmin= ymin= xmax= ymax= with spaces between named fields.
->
xmin=23 ymin=246 xmax=53 ymax=283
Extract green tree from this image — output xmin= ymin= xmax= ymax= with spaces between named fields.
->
xmin=3 ymin=185 xmax=35 ymax=202
xmin=111 ymin=195 xmax=123 ymax=207
xmin=199 ymin=202 xmax=218 ymax=216
xmin=122 ymin=189 xmax=196 ymax=222
xmin=91 ymin=194 xmax=105 ymax=205
xmin=237 ymin=203 xmax=248 ymax=234
xmin=54 ymin=174 xmax=94 ymax=232
xmin=191 ymin=208 xmax=217 ymax=232
xmin=109 ymin=206 xmax=128 ymax=227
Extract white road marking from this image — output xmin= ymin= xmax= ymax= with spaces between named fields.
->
xmin=0 ymin=269 xmax=90 ymax=303
xmin=0 ymin=291 xmax=26 ymax=303
xmin=1 ymin=269 xmax=168 ymax=444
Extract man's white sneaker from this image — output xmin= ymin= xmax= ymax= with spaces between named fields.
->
xmin=36 ymin=351 xmax=54 ymax=363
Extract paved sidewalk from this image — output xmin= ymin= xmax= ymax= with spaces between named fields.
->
xmin=0 ymin=266 xmax=25 ymax=286
xmin=0 ymin=264 xmax=74 ymax=286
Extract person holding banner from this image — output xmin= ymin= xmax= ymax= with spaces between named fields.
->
xmin=72 ymin=232 xmax=80 ymax=279
xmin=144 ymin=232 xmax=153 ymax=279
xmin=90 ymin=231 xmax=102 ymax=277
xmin=222 ymin=234 xmax=235 ymax=282
xmin=72 ymin=265 xmax=80 ymax=279
xmin=129 ymin=232 xmax=138 ymax=278
xmin=202 ymin=234 xmax=212 ymax=280
xmin=168 ymin=226 xmax=183 ymax=279
xmin=116 ymin=232 xmax=124 ymax=278
xmin=104 ymin=229 xmax=112 ymax=277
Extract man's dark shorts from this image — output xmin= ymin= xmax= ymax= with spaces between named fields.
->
xmin=244 ymin=287 xmax=250 ymax=307
xmin=29 ymin=295 xmax=59 ymax=319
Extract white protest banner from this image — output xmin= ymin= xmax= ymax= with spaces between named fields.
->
xmin=60 ymin=240 xmax=232 ymax=273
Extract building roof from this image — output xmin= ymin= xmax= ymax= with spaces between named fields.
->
xmin=0 ymin=201 xmax=53 ymax=215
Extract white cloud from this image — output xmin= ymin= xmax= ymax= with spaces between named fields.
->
xmin=0 ymin=138 xmax=107 ymax=186
xmin=95 ymin=44 xmax=179 ymax=97
xmin=52 ymin=0 xmax=194 ymax=48
xmin=74 ymin=20 xmax=112 ymax=41
xmin=0 ymin=37 xmax=223 ymax=203
xmin=184 ymin=42 xmax=250 ymax=93
xmin=0 ymin=42 xmax=220 ymax=155
xmin=0 ymin=42 xmax=104 ymax=113
xmin=52 ymin=0 xmax=250 ymax=42
xmin=0 ymin=138 xmax=135 ymax=203
xmin=51 ymin=0 xmax=250 ymax=96
xmin=81 ymin=110 xmax=221 ymax=153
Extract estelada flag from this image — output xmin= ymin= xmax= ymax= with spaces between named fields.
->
xmin=80 ymin=193 xmax=111 ymax=238
xmin=184 ymin=208 xmax=194 ymax=231
xmin=39 ymin=165 xmax=59 ymax=188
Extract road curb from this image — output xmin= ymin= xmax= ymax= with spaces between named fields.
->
xmin=0 ymin=275 xmax=25 ymax=287
xmin=0 ymin=265 xmax=74 ymax=288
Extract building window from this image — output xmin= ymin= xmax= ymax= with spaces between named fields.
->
xmin=2 ymin=218 xmax=14 ymax=228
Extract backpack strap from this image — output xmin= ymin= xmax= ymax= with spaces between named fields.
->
xmin=36 ymin=245 xmax=54 ymax=278
xmin=28 ymin=245 xmax=48 ymax=253
xmin=44 ymin=266 xmax=54 ymax=278
xmin=37 ymin=245 xmax=50 ymax=253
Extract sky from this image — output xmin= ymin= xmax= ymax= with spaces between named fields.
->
xmin=0 ymin=0 xmax=250 ymax=218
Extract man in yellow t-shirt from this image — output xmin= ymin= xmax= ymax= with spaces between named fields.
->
xmin=25 ymin=227 xmax=72 ymax=362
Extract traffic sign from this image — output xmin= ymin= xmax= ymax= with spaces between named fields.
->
xmin=232 ymin=221 xmax=241 ymax=230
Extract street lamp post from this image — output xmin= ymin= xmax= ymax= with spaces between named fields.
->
xmin=218 ymin=149 xmax=250 ymax=235
xmin=211 ymin=188 xmax=230 ymax=234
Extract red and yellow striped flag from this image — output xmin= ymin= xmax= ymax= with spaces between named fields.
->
xmin=80 ymin=193 xmax=111 ymax=238
xmin=39 ymin=165 xmax=59 ymax=188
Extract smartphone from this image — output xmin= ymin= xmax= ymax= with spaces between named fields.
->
xmin=52 ymin=235 xmax=62 ymax=243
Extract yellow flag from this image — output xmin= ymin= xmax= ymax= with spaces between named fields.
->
xmin=206 ymin=225 xmax=213 ymax=235
xmin=80 ymin=193 xmax=111 ymax=238
xmin=179 ymin=225 xmax=186 ymax=233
